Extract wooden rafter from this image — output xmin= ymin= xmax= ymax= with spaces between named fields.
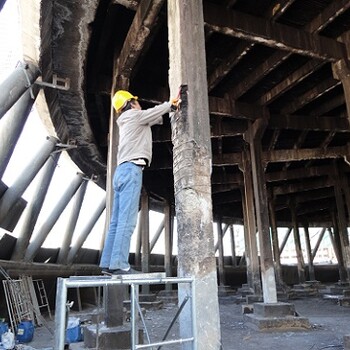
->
xmin=203 ymin=2 xmax=346 ymax=61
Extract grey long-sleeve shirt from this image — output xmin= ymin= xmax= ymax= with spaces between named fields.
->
xmin=116 ymin=101 xmax=172 ymax=166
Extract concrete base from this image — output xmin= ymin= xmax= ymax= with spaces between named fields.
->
xmin=344 ymin=334 xmax=350 ymax=350
xmin=84 ymin=323 xmax=143 ymax=349
xmin=244 ymin=302 xmax=311 ymax=331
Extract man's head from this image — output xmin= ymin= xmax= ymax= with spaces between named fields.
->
xmin=112 ymin=90 xmax=139 ymax=113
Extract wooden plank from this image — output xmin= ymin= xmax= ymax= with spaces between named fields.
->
xmin=203 ymin=2 xmax=346 ymax=61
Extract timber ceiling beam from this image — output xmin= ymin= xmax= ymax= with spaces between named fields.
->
xmin=281 ymin=78 xmax=341 ymax=114
xmin=230 ymin=51 xmax=292 ymax=99
xmin=213 ymin=145 xmax=349 ymax=166
xmin=203 ymin=2 xmax=346 ymax=61
xmin=153 ymin=113 xmax=350 ymax=142
xmin=266 ymin=164 xmax=334 ymax=182
xmin=258 ymin=59 xmax=326 ymax=106
xmin=263 ymin=145 xmax=349 ymax=163
xmin=116 ymin=0 xmax=165 ymax=81
xmin=272 ymin=177 xmax=333 ymax=196
xmin=269 ymin=114 xmax=350 ymax=131
xmin=207 ymin=41 xmax=255 ymax=92
xmin=304 ymin=0 xmax=350 ymax=34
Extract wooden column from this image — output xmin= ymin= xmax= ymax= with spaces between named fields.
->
xmin=268 ymin=194 xmax=283 ymax=286
xmin=303 ymin=223 xmax=316 ymax=281
xmin=290 ymin=202 xmax=306 ymax=284
xmin=241 ymin=151 xmax=262 ymax=295
xmin=331 ymin=210 xmax=348 ymax=282
xmin=333 ymin=165 xmax=350 ymax=281
xmin=230 ymin=225 xmax=237 ymax=267
xmin=164 ymin=202 xmax=173 ymax=291
xmin=168 ymin=1 xmax=221 ymax=348
xmin=217 ymin=220 xmax=226 ymax=286
xmin=141 ymin=189 xmax=150 ymax=294
xmin=245 ymin=119 xmax=277 ymax=303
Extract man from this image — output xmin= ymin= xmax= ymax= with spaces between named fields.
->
xmin=100 ymin=90 xmax=179 ymax=275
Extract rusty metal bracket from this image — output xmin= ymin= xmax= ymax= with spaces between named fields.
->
xmin=35 ymin=74 xmax=70 ymax=91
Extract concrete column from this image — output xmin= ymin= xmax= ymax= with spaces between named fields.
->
xmin=0 ymin=136 xmax=58 ymax=224
xmin=303 ymin=223 xmax=316 ymax=281
xmin=0 ymin=88 xmax=39 ymax=179
xmin=229 ymin=225 xmax=237 ymax=267
xmin=11 ymin=152 xmax=61 ymax=260
xmin=245 ymin=119 xmax=277 ymax=303
xmin=268 ymin=195 xmax=283 ymax=286
xmin=290 ymin=202 xmax=306 ymax=284
xmin=23 ymin=173 xmax=84 ymax=261
xmin=141 ymin=189 xmax=150 ymax=294
xmin=66 ymin=198 xmax=106 ymax=264
xmin=0 ymin=62 xmax=40 ymax=119
xmin=217 ymin=220 xmax=226 ymax=286
xmin=57 ymin=180 xmax=88 ymax=264
xmin=168 ymin=1 xmax=221 ymax=348
xmin=241 ymin=152 xmax=262 ymax=295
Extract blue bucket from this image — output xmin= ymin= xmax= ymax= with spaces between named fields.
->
xmin=16 ymin=320 xmax=34 ymax=343
xmin=0 ymin=321 xmax=8 ymax=338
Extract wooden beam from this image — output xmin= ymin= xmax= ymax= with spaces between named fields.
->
xmin=281 ymin=78 xmax=341 ymax=115
xmin=207 ymin=41 xmax=255 ymax=92
xmin=258 ymin=59 xmax=326 ymax=106
xmin=304 ymin=0 xmax=350 ymax=34
xmin=231 ymin=51 xmax=292 ymax=99
xmin=116 ymin=0 xmax=165 ymax=80
xmin=273 ymin=178 xmax=332 ymax=196
xmin=263 ymin=145 xmax=348 ymax=163
xmin=203 ymin=2 xmax=346 ymax=61
xmin=269 ymin=114 xmax=350 ymax=131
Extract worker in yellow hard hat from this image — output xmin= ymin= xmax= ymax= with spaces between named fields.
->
xmin=100 ymin=90 xmax=180 ymax=275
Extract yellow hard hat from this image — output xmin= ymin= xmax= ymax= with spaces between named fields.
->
xmin=112 ymin=90 xmax=138 ymax=112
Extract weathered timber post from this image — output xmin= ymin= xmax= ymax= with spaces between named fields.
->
xmin=245 ymin=118 xmax=278 ymax=303
xmin=164 ymin=202 xmax=173 ymax=290
xmin=240 ymin=149 xmax=262 ymax=295
xmin=290 ymin=201 xmax=306 ymax=284
xmin=217 ymin=219 xmax=226 ymax=286
xmin=333 ymin=166 xmax=350 ymax=280
xmin=168 ymin=1 xmax=221 ymax=348
xmin=303 ymin=223 xmax=316 ymax=281
xmin=141 ymin=189 xmax=150 ymax=294
xmin=330 ymin=211 xmax=348 ymax=282
xmin=230 ymin=225 xmax=237 ymax=267
xmin=268 ymin=193 xmax=284 ymax=286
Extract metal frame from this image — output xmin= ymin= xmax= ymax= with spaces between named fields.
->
xmin=54 ymin=275 xmax=196 ymax=350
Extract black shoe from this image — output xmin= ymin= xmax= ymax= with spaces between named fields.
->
xmin=101 ymin=268 xmax=112 ymax=275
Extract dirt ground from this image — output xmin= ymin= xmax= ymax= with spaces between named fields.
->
xmin=24 ymin=291 xmax=350 ymax=350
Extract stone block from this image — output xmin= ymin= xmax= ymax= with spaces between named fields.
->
xmin=253 ymin=302 xmax=295 ymax=318
xmin=84 ymin=323 xmax=143 ymax=349
xmin=244 ymin=313 xmax=311 ymax=331
xmin=246 ymin=295 xmax=263 ymax=304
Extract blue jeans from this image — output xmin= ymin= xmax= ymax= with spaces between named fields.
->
xmin=99 ymin=162 xmax=143 ymax=270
